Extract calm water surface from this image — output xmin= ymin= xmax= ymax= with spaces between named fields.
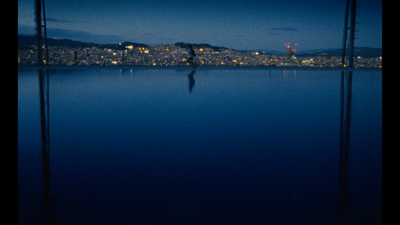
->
xmin=18 ymin=67 xmax=382 ymax=224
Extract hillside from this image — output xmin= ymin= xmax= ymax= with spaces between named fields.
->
xmin=297 ymin=47 xmax=382 ymax=57
xmin=18 ymin=34 xmax=382 ymax=57
xmin=18 ymin=35 xmax=149 ymax=50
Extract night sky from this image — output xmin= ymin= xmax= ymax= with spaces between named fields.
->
xmin=18 ymin=0 xmax=382 ymax=52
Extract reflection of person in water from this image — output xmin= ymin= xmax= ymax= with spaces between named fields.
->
xmin=188 ymin=67 xmax=196 ymax=93
xmin=187 ymin=44 xmax=196 ymax=66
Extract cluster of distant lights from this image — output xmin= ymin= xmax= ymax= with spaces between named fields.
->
xmin=105 ymin=42 xmax=381 ymax=67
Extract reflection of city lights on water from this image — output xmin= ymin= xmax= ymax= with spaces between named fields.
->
xmin=283 ymin=70 xmax=297 ymax=78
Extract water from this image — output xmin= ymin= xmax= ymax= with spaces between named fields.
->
xmin=18 ymin=66 xmax=382 ymax=225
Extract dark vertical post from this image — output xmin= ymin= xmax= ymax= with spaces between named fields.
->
xmin=348 ymin=0 xmax=357 ymax=68
xmin=42 ymin=0 xmax=49 ymax=64
xmin=341 ymin=0 xmax=350 ymax=67
xmin=35 ymin=0 xmax=42 ymax=66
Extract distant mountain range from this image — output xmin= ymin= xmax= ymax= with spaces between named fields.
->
xmin=295 ymin=47 xmax=382 ymax=58
xmin=18 ymin=34 xmax=150 ymax=50
xmin=18 ymin=34 xmax=382 ymax=57
xmin=253 ymin=47 xmax=382 ymax=57
xmin=17 ymin=35 xmax=233 ymax=52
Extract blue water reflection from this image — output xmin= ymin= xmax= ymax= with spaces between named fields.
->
xmin=18 ymin=67 xmax=382 ymax=224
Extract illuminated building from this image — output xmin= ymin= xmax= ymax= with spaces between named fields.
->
xmin=284 ymin=43 xmax=296 ymax=59
xmin=301 ymin=59 xmax=312 ymax=66
xmin=285 ymin=45 xmax=293 ymax=59
xmin=70 ymin=50 xmax=77 ymax=61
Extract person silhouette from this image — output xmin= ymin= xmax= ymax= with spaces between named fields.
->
xmin=187 ymin=44 xmax=196 ymax=66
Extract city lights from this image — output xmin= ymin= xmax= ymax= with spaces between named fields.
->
xmin=18 ymin=40 xmax=382 ymax=68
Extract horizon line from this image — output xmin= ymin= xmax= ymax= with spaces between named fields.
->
xmin=18 ymin=33 xmax=382 ymax=54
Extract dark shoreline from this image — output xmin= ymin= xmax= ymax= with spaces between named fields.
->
xmin=18 ymin=65 xmax=382 ymax=71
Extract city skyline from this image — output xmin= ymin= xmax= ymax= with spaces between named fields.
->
xmin=18 ymin=35 xmax=382 ymax=68
xmin=18 ymin=0 xmax=382 ymax=52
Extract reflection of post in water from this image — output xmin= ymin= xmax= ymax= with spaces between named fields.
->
xmin=188 ymin=67 xmax=196 ymax=93
xmin=39 ymin=69 xmax=55 ymax=224
xmin=338 ymin=70 xmax=353 ymax=224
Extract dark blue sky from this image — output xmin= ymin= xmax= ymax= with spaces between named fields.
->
xmin=18 ymin=0 xmax=382 ymax=52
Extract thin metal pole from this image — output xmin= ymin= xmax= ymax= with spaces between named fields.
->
xmin=42 ymin=0 xmax=49 ymax=65
xmin=35 ymin=0 xmax=42 ymax=65
xmin=348 ymin=0 xmax=357 ymax=68
xmin=341 ymin=0 xmax=350 ymax=67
